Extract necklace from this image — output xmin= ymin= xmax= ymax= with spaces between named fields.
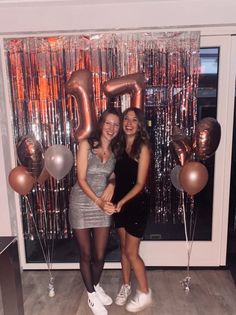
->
xmin=102 ymin=149 xmax=109 ymax=156
xmin=98 ymin=146 xmax=110 ymax=156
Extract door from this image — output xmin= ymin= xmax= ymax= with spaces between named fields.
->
xmin=108 ymin=35 xmax=234 ymax=268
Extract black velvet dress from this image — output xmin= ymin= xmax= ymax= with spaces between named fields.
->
xmin=112 ymin=151 xmax=148 ymax=238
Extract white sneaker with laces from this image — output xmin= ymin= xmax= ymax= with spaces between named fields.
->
xmin=88 ymin=292 xmax=108 ymax=315
xmin=94 ymin=283 xmax=113 ymax=306
xmin=115 ymin=284 xmax=131 ymax=306
xmin=125 ymin=289 xmax=152 ymax=313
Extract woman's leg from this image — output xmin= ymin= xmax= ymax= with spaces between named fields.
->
xmin=74 ymin=228 xmax=94 ymax=292
xmin=74 ymin=228 xmax=109 ymax=314
xmin=118 ymin=227 xmax=131 ymax=285
xmin=125 ymin=232 xmax=149 ymax=293
xmin=91 ymin=226 xmax=110 ymax=285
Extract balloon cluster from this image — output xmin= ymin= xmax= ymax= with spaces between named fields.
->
xmin=8 ymin=135 xmax=74 ymax=298
xmin=170 ymin=117 xmax=221 ymax=195
xmin=170 ymin=117 xmax=221 ymax=292
xmin=9 ymin=135 xmax=74 ymax=196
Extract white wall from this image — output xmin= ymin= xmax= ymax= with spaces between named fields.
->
xmin=0 ymin=0 xmax=235 ymax=34
xmin=0 ymin=46 xmax=18 ymax=236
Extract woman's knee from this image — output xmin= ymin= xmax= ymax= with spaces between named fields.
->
xmin=125 ymin=247 xmax=138 ymax=262
xmin=120 ymin=243 xmax=126 ymax=256
xmin=80 ymin=251 xmax=92 ymax=264
xmin=93 ymin=253 xmax=105 ymax=265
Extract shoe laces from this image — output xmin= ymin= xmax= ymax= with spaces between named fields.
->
xmin=118 ymin=284 xmax=130 ymax=298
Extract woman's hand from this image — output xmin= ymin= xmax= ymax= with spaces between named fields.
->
xmin=115 ymin=199 xmax=125 ymax=213
xmin=103 ymin=201 xmax=116 ymax=215
xmin=101 ymin=183 xmax=115 ymax=202
xmin=96 ymin=199 xmax=116 ymax=215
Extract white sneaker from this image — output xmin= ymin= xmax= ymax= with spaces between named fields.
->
xmin=125 ymin=289 xmax=152 ymax=313
xmin=115 ymin=284 xmax=131 ymax=306
xmin=88 ymin=292 xmax=108 ymax=315
xmin=94 ymin=283 xmax=113 ymax=306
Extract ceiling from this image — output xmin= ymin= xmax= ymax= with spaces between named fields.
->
xmin=0 ymin=0 xmax=188 ymax=5
xmin=0 ymin=0 xmax=164 ymax=3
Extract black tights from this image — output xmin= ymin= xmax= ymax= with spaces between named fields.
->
xmin=74 ymin=227 xmax=110 ymax=293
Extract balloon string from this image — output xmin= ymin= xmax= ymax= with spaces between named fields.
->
xmin=49 ymin=179 xmax=59 ymax=272
xmin=189 ymin=196 xmax=198 ymax=251
xmin=182 ymin=191 xmax=191 ymax=275
xmin=36 ymin=185 xmax=47 ymax=247
xmin=37 ymin=184 xmax=53 ymax=276
xmin=24 ymin=195 xmax=53 ymax=281
xmin=38 ymin=184 xmax=54 ymax=273
xmin=37 ymin=183 xmax=56 ymax=297
xmin=181 ymin=191 xmax=197 ymax=274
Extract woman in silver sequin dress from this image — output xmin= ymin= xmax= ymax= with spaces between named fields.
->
xmin=69 ymin=108 xmax=121 ymax=315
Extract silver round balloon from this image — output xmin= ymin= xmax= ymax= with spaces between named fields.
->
xmin=45 ymin=145 xmax=74 ymax=180
xmin=170 ymin=165 xmax=184 ymax=191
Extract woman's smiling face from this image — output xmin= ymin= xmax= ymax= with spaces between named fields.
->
xmin=123 ymin=110 xmax=139 ymax=136
xmin=101 ymin=113 xmax=120 ymax=141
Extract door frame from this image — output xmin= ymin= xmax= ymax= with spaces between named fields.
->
xmin=1 ymin=33 xmax=235 ymax=269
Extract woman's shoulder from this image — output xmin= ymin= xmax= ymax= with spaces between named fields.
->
xmin=140 ymin=142 xmax=151 ymax=152
xmin=78 ymin=139 xmax=91 ymax=151
xmin=139 ymin=143 xmax=151 ymax=158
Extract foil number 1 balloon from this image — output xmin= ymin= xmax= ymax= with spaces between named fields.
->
xmin=65 ymin=69 xmax=97 ymax=143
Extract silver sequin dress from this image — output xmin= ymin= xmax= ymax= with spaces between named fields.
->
xmin=69 ymin=149 xmax=116 ymax=229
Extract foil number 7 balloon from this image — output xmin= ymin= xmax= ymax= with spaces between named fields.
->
xmin=66 ymin=70 xmax=145 ymax=142
xmin=103 ymin=72 xmax=145 ymax=111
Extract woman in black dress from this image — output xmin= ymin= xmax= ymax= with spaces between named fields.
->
xmin=113 ymin=108 xmax=152 ymax=313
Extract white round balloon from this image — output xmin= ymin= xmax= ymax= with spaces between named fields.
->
xmin=170 ymin=165 xmax=183 ymax=191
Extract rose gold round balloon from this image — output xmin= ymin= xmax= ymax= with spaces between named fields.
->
xmin=103 ymin=72 xmax=145 ymax=110
xmin=65 ymin=69 xmax=97 ymax=143
xmin=9 ymin=166 xmax=35 ymax=196
xmin=192 ymin=117 xmax=221 ymax=160
xmin=179 ymin=161 xmax=209 ymax=196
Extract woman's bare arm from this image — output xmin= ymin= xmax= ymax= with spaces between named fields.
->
xmin=100 ymin=172 xmax=116 ymax=202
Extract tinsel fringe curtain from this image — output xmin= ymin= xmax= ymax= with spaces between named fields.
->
xmin=5 ymin=31 xmax=200 ymax=240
